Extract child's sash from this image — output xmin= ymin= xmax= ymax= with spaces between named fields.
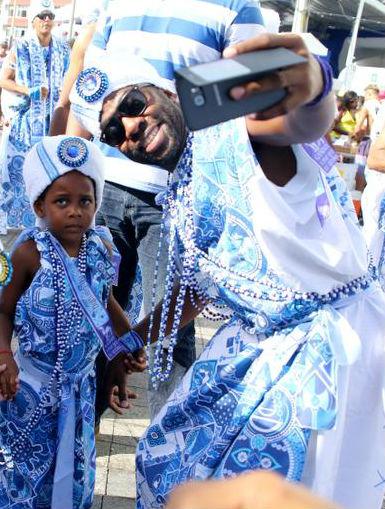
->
xmin=49 ymin=233 xmax=130 ymax=360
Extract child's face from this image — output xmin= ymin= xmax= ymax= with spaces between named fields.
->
xmin=34 ymin=171 xmax=96 ymax=247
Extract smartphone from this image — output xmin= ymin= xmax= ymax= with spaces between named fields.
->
xmin=175 ymin=48 xmax=307 ymax=131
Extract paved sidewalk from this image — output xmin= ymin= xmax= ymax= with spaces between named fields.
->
xmin=92 ymin=318 xmax=215 ymax=509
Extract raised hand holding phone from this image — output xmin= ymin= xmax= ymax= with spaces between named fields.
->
xmin=175 ymin=44 xmax=306 ymax=131
xmin=223 ymin=32 xmax=325 ymax=120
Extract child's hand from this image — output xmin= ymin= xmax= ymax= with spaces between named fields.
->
xmin=105 ymin=353 xmax=138 ymax=414
xmin=0 ymin=353 xmax=19 ymax=400
xmin=123 ymin=348 xmax=147 ymax=375
xmin=108 ymin=385 xmax=137 ymax=415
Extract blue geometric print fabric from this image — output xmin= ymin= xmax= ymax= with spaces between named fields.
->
xmin=136 ymin=312 xmax=342 ymax=507
xmin=136 ymin=120 xmax=370 ymax=507
xmin=0 ymin=35 xmax=69 ymax=231
xmin=0 ymin=227 xmax=115 ymax=508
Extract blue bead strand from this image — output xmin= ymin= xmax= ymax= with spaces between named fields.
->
xmin=10 ymin=233 xmax=87 ymax=451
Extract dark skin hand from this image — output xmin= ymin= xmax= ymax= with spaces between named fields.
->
xmin=105 ymin=283 xmax=204 ymax=403
xmin=224 ymin=33 xmax=324 ymax=120
xmin=105 ymin=292 xmax=147 ymax=414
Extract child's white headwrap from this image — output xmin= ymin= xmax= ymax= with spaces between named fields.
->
xmin=70 ymin=52 xmax=175 ymax=136
xmin=23 ymin=135 xmax=105 ymax=227
xmin=28 ymin=0 xmax=55 ymax=23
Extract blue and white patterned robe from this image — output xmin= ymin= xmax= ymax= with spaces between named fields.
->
xmin=136 ymin=120 xmax=385 ymax=509
xmin=0 ymin=34 xmax=69 ymax=231
xmin=0 ymin=227 xmax=115 ymax=509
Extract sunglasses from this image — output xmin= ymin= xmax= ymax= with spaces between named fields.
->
xmin=36 ymin=12 xmax=55 ymax=21
xmin=100 ymin=85 xmax=150 ymax=147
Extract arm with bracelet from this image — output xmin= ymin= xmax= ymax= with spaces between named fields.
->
xmin=105 ymin=284 xmax=204 ymax=412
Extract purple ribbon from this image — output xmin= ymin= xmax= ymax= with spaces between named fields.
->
xmin=303 ymin=139 xmax=337 ymax=227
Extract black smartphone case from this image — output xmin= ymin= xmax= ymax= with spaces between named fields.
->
xmin=175 ymin=48 xmax=307 ymax=131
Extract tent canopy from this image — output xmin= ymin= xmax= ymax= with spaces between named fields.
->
xmin=261 ymin=0 xmax=385 ymax=33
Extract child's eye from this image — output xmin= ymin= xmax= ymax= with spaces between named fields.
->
xmin=81 ymin=198 xmax=93 ymax=206
xmin=55 ymin=198 xmax=68 ymax=206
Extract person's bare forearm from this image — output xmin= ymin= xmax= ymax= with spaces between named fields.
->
xmin=282 ymin=92 xmax=335 ymax=143
xmin=0 ymin=314 xmax=14 ymax=351
xmin=0 ymin=78 xmax=28 ymax=96
xmin=49 ymin=105 xmax=70 ymax=135
xmin=247 ymin=92 xmax=335 ymax=146
xmin=134 ymin=285 xmax=204 ymax=343
xmin=65 ymin=110 xmax=92 ymax=138
xmin=367 ymin=149 xmax=385 ymax=172
xmin=107 ymin=292 xmax=131 ymax=337
xmin=367 ymin=130 xmax=385 ymax=172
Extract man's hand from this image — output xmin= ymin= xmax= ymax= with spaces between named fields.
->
xmin=223 ymin=33 xmax=324 ymax=120
xmin=0 ymin=353 xmax=19 ymax=400
xmin=105 ymin=353 xmax=137 ymax=415
xmin=41 ymin=86 xmax=49 ymax=99
xmin=167 ymin=471 xmax=341 ymax=509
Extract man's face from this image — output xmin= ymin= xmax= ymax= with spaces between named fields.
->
xmin=33 ymin=10 xmax=54 ymax=38
xmin=100 ymin=85 xmax=187 ymax=171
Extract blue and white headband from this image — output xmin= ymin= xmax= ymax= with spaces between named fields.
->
xmin=23 ymin=135 xmax=105 ymax=226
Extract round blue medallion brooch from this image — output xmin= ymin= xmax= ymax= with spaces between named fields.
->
xmin=57 ymin=137 xmax=89 ymax=168
xmin=76 ymin=67 xmax=109 ymax=104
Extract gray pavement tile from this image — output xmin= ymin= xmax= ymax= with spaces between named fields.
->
xmin=101 ymin=496 xmax=135 ymax=509
xmin=99 ymin=417 xmax=115 ymax=438
xmin=109 ymin=443 xmax=136 ymax=467
xmin=128 ymin=384 xmax=148 ymax=398
xmin=96 ymin=440 xmax=112 ymax=463
xmin=94 ymin=458 xmax=109 ymax=497
xmin=115 ymin=405 xmax=150 ymax=420
xmin=122 ymin=418 xmax=149 ymax=440
xmin=107 ymin=465 xmax=135 ymax=498
xmin=128 ymin=372 xmax=149 ymax=389
xmin=97 ymin=432 xmax=115 ymax=445
xmin=91 ymin=495 xmax=103 ymax=509
xmin=111 ymin=433 xmax=138 ymax=448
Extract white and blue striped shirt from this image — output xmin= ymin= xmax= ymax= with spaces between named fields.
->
xmin=86 ymin=0 xmax=265 ymax=192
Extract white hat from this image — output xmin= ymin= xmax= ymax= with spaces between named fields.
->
xmin=28 ymin=0 xmax=55 ymax=23
xmin=71 ymin=52 xmax=175 ymax=136
xmin=23 ymin=135 xmax=105 ymax=227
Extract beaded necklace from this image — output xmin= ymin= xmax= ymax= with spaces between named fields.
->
xmin=11 ymin=233 xmax=87 ymax=452
xmin=147 ymin=135 xmax=378 ymax=388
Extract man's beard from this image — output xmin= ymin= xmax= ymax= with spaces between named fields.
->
xmin=123 ymin=135 xmax=182 ymax=170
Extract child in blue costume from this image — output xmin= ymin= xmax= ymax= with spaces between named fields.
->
xmin=0 ymin=135 xmax=145 ymax=508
